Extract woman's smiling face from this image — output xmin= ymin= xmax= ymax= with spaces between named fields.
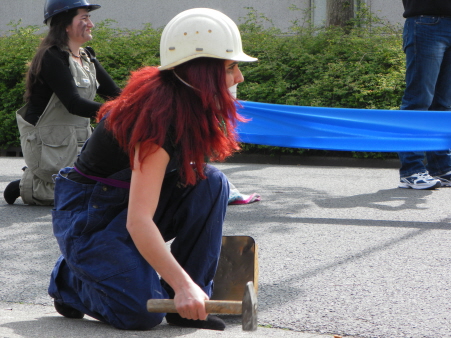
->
xmin=66 ymin=8 xmax=94 ymax=45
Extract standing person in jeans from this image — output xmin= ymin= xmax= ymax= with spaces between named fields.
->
xmin=398 ymin=0 xmax=451 ymax=190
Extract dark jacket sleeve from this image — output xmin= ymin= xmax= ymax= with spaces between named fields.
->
xmin=92 ymin=58 xmax=121 ymax=100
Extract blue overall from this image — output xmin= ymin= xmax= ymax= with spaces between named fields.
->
xmin=48 ymin=164 xmax=229 ymax=330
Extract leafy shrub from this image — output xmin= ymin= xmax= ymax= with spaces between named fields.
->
xmin=236 ymin=7 xmax=404 ymax=159
xmin=0 ymin=22 xmax=40 ymax=147
xmin=237 ymin=7 xmax=405 ymax=109
xmin=0 ymin=8 xmax=404 ymax=160
xmin=86 ymin=20 xmax=161 ymax=88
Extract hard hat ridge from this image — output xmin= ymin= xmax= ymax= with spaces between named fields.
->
xmin=159 ymin=8 xmax=257 ymax=70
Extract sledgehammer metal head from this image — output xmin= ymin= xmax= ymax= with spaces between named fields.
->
xmin=242 ymin=281 xmax=258 ymax=331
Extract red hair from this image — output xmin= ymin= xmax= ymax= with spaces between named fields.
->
xmin=97 ymin=57 xmax=244 ymax=185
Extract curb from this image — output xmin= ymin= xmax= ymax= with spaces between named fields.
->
xmin=0 ymin=146 xmax=22 ymax=157
xmin=0 ymin=146 xmax=400 ymax=169
xmin=225 ymin=153 xmax=400 ymax=169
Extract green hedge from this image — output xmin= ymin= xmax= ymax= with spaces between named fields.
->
xmin=234 ymin=8 xmax=404 ymax=159
xmin=0 ymin=9 xmax=404 ymax=159
xmin=0 ymin=23 xmax=39 ymax=147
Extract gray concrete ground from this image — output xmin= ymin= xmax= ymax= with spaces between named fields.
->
xmin=1 ymin=156 xmax=450 ymax=338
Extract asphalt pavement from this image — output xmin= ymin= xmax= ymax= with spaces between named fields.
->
xmin=1 ymin=155 xmax=450 ymax=338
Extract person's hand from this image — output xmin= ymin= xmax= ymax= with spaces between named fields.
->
xmin=173 ymin=282 xmax=209 ymax=320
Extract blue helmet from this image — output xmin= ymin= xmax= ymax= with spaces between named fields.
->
xmin=44 ymin=0 xmax=101 ymax=24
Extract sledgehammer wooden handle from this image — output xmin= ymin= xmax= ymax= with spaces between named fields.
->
xmin=147 ymin=299 xmax=242 ymax=314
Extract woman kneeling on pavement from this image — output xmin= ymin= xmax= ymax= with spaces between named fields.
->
xmin=3 ymin=0 xmax=120 ymax=205
xmin=48 ymin=8 xmax=257 ymax=331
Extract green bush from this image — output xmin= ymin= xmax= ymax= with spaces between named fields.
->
xmin=0 ymin=22 xmax=41 ymax=147
xmin=0 ymin=8 xmax=404 ymax=160
xmin=235 ymin=7 xmax=403 ymax=159
xmin=86 ymin=20 xmax=161 ymax=88
xmin=237 ymin=6 xmax=404 ymax=110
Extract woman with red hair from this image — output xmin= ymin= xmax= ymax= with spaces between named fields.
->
xmin=48 ymin=8 xmax=257 ymax=331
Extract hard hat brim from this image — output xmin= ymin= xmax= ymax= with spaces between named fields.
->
xmin=159 ymin=53 xmax=258 ymax=71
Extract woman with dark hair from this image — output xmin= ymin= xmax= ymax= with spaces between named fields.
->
xmin=3 ymin=0 xmax=120 ymax=205
xmin=48 ymin=8 xmax=257 ymax=331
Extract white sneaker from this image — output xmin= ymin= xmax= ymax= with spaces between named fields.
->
xmin=398 ymin=172 xmax=441 ymax=190
xmin=433 ymin=171 xmax=451 ymax=187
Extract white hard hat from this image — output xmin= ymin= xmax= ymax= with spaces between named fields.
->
xmin=159 ymin=8 xmax=257 ymax=70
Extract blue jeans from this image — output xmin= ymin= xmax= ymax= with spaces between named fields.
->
xmin=48 ymin=165 xmax=228 ymax=330
xmin=398 ymin=16 xmax=451 ymax=178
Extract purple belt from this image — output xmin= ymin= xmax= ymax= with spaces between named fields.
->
xmin=73 ymin=166 xmax=131 ymax=189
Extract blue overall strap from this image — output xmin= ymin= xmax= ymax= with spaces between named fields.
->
xmin=73 ymin=166 xmax=131 ymax=189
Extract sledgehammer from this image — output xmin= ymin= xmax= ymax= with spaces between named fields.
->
xmin=147 ymin=281 xmax=258 ymax=331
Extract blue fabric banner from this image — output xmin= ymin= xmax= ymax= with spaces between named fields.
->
xmin=236 ymin=101 xmax=451 ymax=152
